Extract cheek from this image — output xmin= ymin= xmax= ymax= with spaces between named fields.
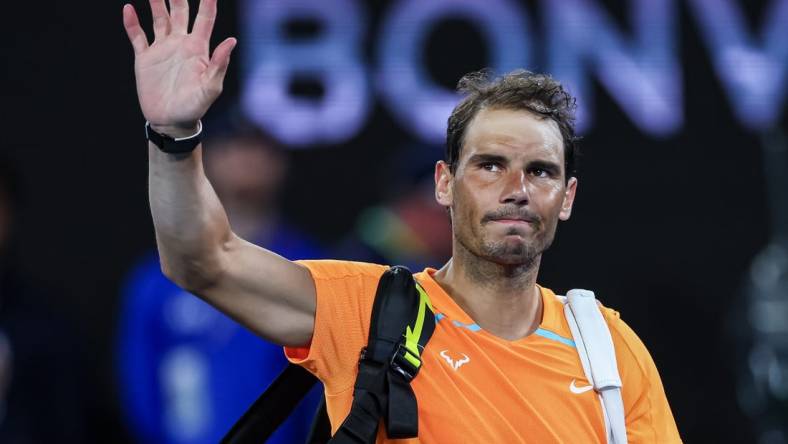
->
xmin=448 ymin=187 xmax=475 ymax=234
xmin=536 ymin=181 xmax=565 ymax=203
xmin=528 ymin=184 xmax=567 ymax=223
xmin=453 ymin=183 xmax=481 ymax=218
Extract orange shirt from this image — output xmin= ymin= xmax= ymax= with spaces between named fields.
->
xmin=285 ymin=260 xmax=681 ymax=443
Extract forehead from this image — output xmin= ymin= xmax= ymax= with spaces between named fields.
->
xmin=461 ymin=107 xmax=564 ymax=164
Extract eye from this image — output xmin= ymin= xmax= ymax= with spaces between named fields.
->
xmin=528 ymin=168 xmax=544 ymax=177
xmin=528 ymin=167 xmax=554 ymax=178
xmin=480 ymin=162 xmax=501 ymax=172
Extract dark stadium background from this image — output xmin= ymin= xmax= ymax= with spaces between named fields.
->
xmin=2 ymin=0 xmax=786 ymax=441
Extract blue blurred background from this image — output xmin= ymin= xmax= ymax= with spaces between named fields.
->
xmin=1 ymin=0 xmax=787 ymax=442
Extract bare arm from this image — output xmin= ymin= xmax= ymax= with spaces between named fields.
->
xmin=123 ymin=0 xmax=316 ymax=347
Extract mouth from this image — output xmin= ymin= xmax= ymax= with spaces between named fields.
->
xmin=488 ymin=218 xmax=537 ymax=238
xmin=488 ymin=217 xmax=535 ymax=226
xmin=483 ymin=209 xmax=540 ymax=233
xmin=491 ymin=218 xmax=533 ymax=224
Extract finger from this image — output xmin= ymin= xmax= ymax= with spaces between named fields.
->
xmin=122 ymin=5 xmax=149 ymax=54
xmin=205 ymin=37 xmax=237 ymax=83
xmin=192 ymin=0 xmax=216 ymax=40
xmin=149 ymin=0 xmax=170 ymax=39
xmin=169 ymin=0 xmax=190 ymax=35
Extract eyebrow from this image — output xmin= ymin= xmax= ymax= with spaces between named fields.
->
xmin=467 ymin=153 xmax=509 ymax=165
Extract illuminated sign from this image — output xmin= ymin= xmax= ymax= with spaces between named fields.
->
xmin=241 ymin=0 xmax=788 ymax=146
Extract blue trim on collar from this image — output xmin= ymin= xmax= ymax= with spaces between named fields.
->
xmin=435 ymin=313 xmax=576 ymax=347
xmin=534 ymin=328 xmax=576 ymax=348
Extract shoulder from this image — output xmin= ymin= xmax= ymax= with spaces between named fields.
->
xmin=597 ymin=302 xmax=658 ymax=380
xmin=286 ymin=260 xmax=389 ymax=393
xmin=296 ymin=259 xmax=388 ymax=282
xmin=596 ymin=303 xmax=682 ymax=441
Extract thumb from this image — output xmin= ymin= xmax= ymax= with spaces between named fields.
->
xmin=205 ymin=37 xmax=237 ymax=84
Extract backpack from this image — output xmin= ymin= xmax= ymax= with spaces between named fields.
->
xmin=222 ymin=266 xmax=627 ymax=444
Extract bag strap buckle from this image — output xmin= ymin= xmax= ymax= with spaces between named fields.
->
xmin=390 ymin=341 xmax=423 ymax=382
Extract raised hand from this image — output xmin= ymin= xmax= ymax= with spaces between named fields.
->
xmin=123 ymin=0 xmax=236 ymax=137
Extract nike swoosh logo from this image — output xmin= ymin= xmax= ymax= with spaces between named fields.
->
xmin=570 ymin=379 xmax=594 ymax=394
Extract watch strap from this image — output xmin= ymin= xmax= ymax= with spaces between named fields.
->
xmin=145 ymin=121 xmax=203 ymax=154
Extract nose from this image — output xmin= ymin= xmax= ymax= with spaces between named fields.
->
xmin=500 ymin=169 xmax=529 ymax=205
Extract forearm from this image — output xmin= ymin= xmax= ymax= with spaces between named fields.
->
xmin=148 ymin=142 xmax=232 ymax=290
xmin=126 ymin=0 xmax=317 ymax=347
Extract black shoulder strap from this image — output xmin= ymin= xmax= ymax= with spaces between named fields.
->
xmin=330 ymin=265 xmax=435 ymax=443
xmin=221 ymin=363 xmax=320 ymax=444
xmin=221 ymin=265 xmax=434 ymax=444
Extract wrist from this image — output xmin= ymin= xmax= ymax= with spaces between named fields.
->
xmin=149 ymin=122 xmax=201 ymax=139
xmin=145 ymin=121 xmax=203 ymax=154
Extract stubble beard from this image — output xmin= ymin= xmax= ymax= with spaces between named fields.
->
xmin=484 ymin=231 xmax=544 ymax=267
xmin=485 ymin=224 xmax=553 ymax=266
xmin=453 ymin=218 xmax=558 ymax=284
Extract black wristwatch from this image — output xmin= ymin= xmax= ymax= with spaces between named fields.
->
xmin=145 ymin=121 xmax=203 ymax=154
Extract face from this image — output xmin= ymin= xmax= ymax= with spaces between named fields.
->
xmin=435 ymin=107 xmax=578 ymax=266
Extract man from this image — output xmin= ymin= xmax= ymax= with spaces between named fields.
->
xmin=116 ymin=118 xmax=323 ymax=444
xmin=122 ymin=0 xmax=681 ymax=441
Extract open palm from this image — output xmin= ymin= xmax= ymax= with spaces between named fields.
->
xmin=123 ymin=0 xmax=236 ymax=133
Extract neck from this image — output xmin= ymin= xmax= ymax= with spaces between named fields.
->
xmin=433 ymin=240 xmax=543 ymax=341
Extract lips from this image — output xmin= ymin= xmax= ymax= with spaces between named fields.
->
xmin=490 ymin=218 xmax=533 ymax=224
xmin=483 ymin=209 xmax=540 ymax=226
xmin=487 ymin=215 xmax=537 ymax=224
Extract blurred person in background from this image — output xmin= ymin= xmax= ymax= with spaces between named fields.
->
xmin=115 ymin=113 xmax=324 ymax=444
xmin=0 ymin=159 xmax=85 ymax=443
xmin=337 ymin=143 xmax=452 ymax=270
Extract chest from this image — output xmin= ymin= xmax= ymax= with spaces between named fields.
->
xmin=408 ymin=317 xmax=607 ymax=443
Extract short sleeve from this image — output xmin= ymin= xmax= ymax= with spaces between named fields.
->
xmin=602 ymin=308 xmax=683 ymax=443
xmin=284 ymin=260 xmax=387 ymax=395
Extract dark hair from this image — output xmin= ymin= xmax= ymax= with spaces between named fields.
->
xmin=445 ymin=69 xmax=580 ymax=180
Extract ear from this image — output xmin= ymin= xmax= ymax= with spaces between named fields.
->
xmin=434 ymin=161 xmax=453 ymax=207
xmin=559 ymin=177 xmax=578 ymax=221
